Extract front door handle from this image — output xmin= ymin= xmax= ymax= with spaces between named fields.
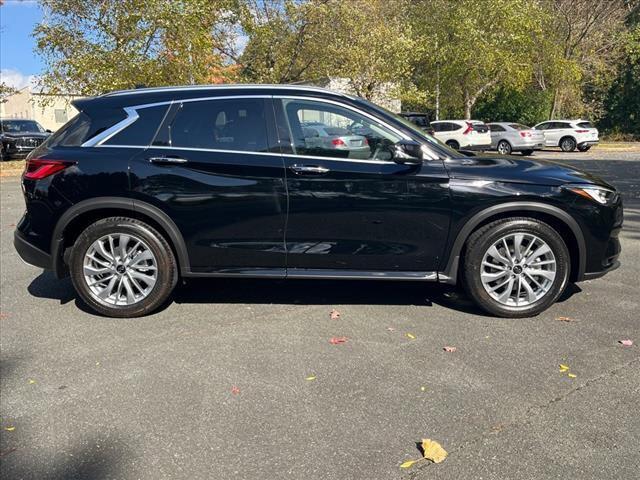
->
xmin=148 ymin=155 xmax=188 ymax=165
xmin=289 ymin=164 xmax=330 ymax=175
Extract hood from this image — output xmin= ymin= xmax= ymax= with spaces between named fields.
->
xmin=445 ymin=154 xmax=613 ymax=188
xmin=2 ymin=131 xmax=50 ymax=139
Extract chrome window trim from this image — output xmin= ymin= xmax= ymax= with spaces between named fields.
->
xmin=97 ymin=144 xmax=395 ymax=165
xmin=81 ymin=107 xmax=139 ymax=147
xmin=87 ymin=92 xmax=441 ymax=160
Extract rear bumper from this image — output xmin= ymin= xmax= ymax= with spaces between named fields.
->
xmin=582 ymin=260 xmax=620 ymax=280
xmin=578 ymin=140 xmax=599 ymax=147
xmin=14 ymin=230 xmax=52 ymax=270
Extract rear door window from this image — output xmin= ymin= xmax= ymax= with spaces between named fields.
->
xmin=489 ymin=124 xmax=505 ymax=132
xmin=167 ymin=98 xmax=270 ymax=152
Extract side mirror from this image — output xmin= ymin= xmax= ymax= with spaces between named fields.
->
xmin=392 ymin=140 xmax=423 ymax=165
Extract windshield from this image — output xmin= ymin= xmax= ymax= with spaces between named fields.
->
xmin=354 ymin=99 xmax=463 ymax=158
xmin=1 ymin=120 xmax=45 ymax=133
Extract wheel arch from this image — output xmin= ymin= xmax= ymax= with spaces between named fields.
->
xmin=439 ymin=202 xmax=586 ymax=285
xmin=51 ymin=197 xmax=190 ymax=278
xmin=559 ymin=135 xmax=576 ymax=148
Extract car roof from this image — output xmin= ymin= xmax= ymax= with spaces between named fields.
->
xmin=73 ymin=83 xmax=358 ymax=112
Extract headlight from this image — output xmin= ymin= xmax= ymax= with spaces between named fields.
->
xmin=564 ymin=184 xmax=617 ymax=205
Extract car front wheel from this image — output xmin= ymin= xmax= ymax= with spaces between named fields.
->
xmin=69 ymin=217 xmax=178 ymax=317
xmin=462 ymin=218 xmax=570 ymax=318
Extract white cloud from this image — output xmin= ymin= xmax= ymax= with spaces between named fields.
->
xmin=0 ymin=68 xmax=37 ymax=90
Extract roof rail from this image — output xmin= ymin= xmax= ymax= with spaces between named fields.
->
xmin=101 ymin=84 xmax=352 ymax=98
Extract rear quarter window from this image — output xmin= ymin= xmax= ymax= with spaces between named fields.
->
xmin=44 ymin=109 xmax=127 ymax=148
xmin=577 ymin=121 xmax=593 ymax=128
xmin=104 ymin=105 xmax=170 ymax=146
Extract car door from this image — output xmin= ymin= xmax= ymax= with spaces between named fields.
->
xmin=274 ymin=97 xmax=450 ymax=274
xmin=488 ymin=124 xmax=504 ymax=148
xmin=128 ymin=96 xmax=287 ymax=276
xmin=544 ymin=122 xmax=565 ymax=146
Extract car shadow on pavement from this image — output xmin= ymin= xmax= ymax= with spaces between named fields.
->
xmin=26 ymin=271 xmax=584 ymax=318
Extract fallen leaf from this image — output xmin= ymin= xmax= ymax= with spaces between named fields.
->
xmin=443 ymin=346 xmax=457 ymax=352
xmin=387 ymin=327 xmax=395 ymax=332
xmin=406 ymin=333 xmax=416 ymax=339
xmin=556 ymin=316 xmax=578 ymax=322
xmin=58 ymin=385 xmax=67 ymax=390
xmin=329 ymin=309 xmax=341 ymax=320
xmin=329 ymin=336 xmax=348 ymax=345
xmin=28 ymin=379 xmax=36 ymax=384
xmin=619 ymin=339 xmax=633 ymax=347
xmin=559 ymin=364 xmax=570 ymax=372
xmin=4 ymin=426 xmax=15 ymax=432
xmin=0 ymin=312 xmax=8 ymax=319
xmin=568 ymin=373 xmax=577 ymax=378
xmin=420 ymin=386 xmax=426 ymax=392
xmin=421 ymin=438 xmax=448 ymax=463
xmin=96 ymin=362 xmax=100 ymax=366
xmin=231 ymin=386 xmax=240 ymax=395
xmin=400 ymin=460 xmax=418 ymax=469
xmin=305 ymin=375 xmax=316 ymax=381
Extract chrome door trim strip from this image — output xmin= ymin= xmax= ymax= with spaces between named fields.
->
xmin=285 ymin=269 xmax=438 ymax=281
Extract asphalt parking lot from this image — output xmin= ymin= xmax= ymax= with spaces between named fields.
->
xmin=1 ymin=147 xmax=639 ymax=479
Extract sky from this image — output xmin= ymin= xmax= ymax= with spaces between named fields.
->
xmin=0 ymin=0 xmax=44 ymax=89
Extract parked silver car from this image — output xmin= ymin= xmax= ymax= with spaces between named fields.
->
xmin=487 ymin=122 xmax=545 ymax=155
xmin=301 ymin=123 xmax=370 ymax=159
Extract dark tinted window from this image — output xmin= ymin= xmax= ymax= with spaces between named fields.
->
xmin=577 ymin=121 xmax=593 ymax=128
xmin=105 ymin=105 xmax=169 ymax=146
xmin=489 ymin=124 xmax=505 ymax=132
xmin=1 ymin=120 xmax=45 ymax=133
xmin=535 ymin=122 xmax=549 ymax=130
xmin=169 ymin=98 xmax=269 ymax=152
xmin=45 ymin=108 xmax=128 ymax=148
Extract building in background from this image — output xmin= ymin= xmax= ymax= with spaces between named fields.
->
xmin=0 ymin=87 xmax=82 ymax=131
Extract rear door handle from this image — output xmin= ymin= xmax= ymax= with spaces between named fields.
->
xmin=148 ymin=155 xmax=188 ymax=165
xmin=289 ymin=164 xmax=330 ymax=175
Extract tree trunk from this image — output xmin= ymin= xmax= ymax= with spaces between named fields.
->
xmin=549 ymin=88 xmax=560 ymax=119
xmin=435 ymin=64 xmax=440 ymax=121
xmin=463 ymin=89 xmax=472 ymax=120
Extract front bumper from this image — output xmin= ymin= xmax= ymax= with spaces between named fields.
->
xmin=14 ymin=230 xmax=52 ymax=270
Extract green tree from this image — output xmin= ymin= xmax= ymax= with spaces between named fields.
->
xmin=409 ymin=0 xmax=550 ymax=119
xmin=34 ymin=0 xmax=238 ymax=96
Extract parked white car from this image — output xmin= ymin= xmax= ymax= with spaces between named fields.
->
xmin=487 ymin=122 xmax=545 ymax=155
xmin=532 ymin=119 xmax=599 ymax=152
xmin=430 ymin=120 xmax=491 ymax=151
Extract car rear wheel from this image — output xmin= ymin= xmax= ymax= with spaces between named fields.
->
xmin=462 ymin=218 xmax=570 ymax=318
xmin=69 ymin=217 xmax=178 ymax=318
xmin=497 ymin=140 xmax=512 ymax=155
xmin=446 ymin=140 xmax=460 ymax=150
xmin=577 ymin=145 xmax=591 ymax=152
xmin=560 ymin=137 xmax=576 ymax=152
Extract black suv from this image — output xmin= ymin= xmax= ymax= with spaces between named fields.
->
xmin=14 ymin=85 xmax=623 ymax=318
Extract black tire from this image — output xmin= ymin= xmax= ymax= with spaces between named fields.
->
xmin=577 ymin=145 xmax=591 ymax=152
xmin=446 ymin=140 xmax=460 ymax=150
xmin=559 ymin=136 xmax=576 ymax=152
xmin=462 ymin=218 xmax=570 ymax=318
xmin=521 ymin=149 xmax=534 ymax=156
xmin=497 ymin=140 xmax=512 ymax=155
xmin=69 ymin=217 xmax=178 ymax=318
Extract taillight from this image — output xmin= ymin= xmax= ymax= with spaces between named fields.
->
xmin=332 ymin=138 xmax=346 ymax=146
xmin=575 ymin=129 xmax=589 ymax=133
xmin=24 ymin=158 xmax=75 ymax=180
xmin=519 ymin=131 xmax=532 ymax=138
xmin=463 ymin=122 xmax=473 ymax=134
xmin=362 ymin=138 xmax=369 ymax=145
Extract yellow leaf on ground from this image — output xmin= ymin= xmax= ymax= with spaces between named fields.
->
xmin=568 ymin=373 xmax=577 ymax=378
xmin=28 ymin=379 xmax=36 ymax=384
xmin=406 ymin=333 xmax=416 ymax=339
xmin=559 ymin=364 xmax=570 ymax=372
xmin=421 ymin=386 xmax=426 ymax=391
xmin=400 ymin=460 xmax=418 ymax=469
xmin=305 ymin=375 xmax=316 ymax=381
xmin=421 ymin=438 xmax=448 ymax=463
xmin=4 ymin=426 xmax=15 ymax=431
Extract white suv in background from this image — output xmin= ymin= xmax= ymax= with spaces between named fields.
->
xmin=430 ymin=120 xmax=491 ymax=151
xmin=533 ymin=119 xmax=599 ymax=152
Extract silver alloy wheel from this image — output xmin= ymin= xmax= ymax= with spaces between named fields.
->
xmin=83 ymin=233 xmax=158 ymax=306
xmin=480 ymin=233 xmax=557 ymax=307
xmin=497 ymin=141 xmax=510 ymax=155
xmin=561 ymin=138 xmax=574 ymax=151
